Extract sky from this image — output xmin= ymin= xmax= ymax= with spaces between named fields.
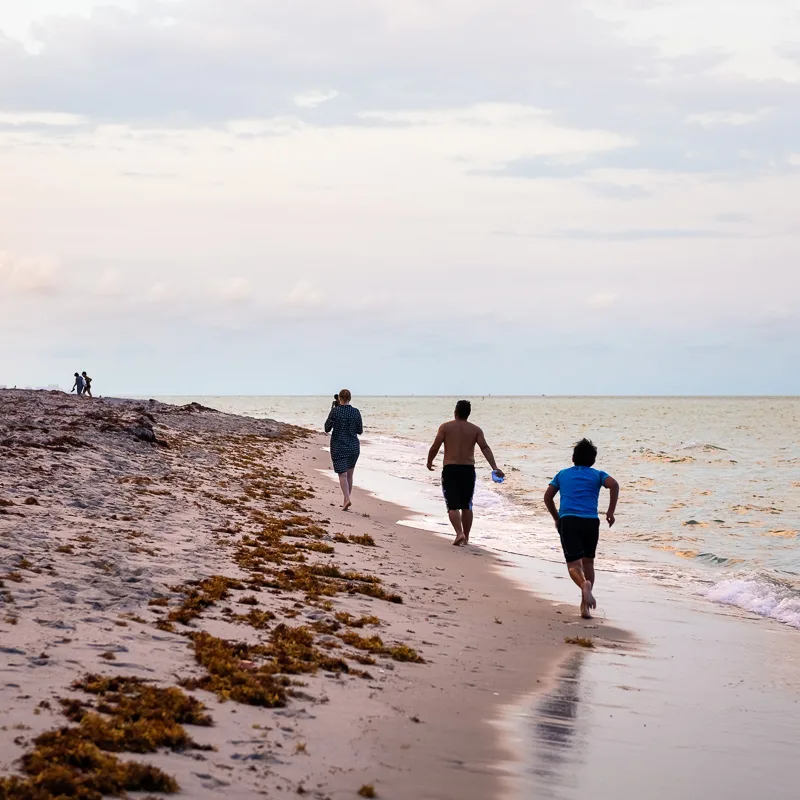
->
xmin=1 ymin=0 xmax=799 ymax=395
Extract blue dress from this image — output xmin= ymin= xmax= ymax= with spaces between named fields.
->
xmin=325 ymin=405 xmax=363 ymax=474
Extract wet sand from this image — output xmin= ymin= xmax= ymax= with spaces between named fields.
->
xmin=496 ymin=556 xmax=800 ymax=800
xmin=0 ymin=390 xmax=629 ymax=799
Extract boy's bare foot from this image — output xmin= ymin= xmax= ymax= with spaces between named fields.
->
xmin=453 ymin=533 xmax=467 ymax=546
xmin=581 ymin=580 xmax=596 ymax=612
xmin=580 ymin=601 xmax=592 ymax=619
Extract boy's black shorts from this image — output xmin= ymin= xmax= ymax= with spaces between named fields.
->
xmin=558 ymin=516 xmax=600 ymax=563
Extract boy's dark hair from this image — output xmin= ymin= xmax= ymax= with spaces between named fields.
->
xmin=572 ymin=438 xmax=597 ymax=467
xmin=455 ymin=400 xmax=471 ymax=420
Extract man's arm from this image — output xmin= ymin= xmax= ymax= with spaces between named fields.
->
xmin=426 ymin=426 xmax=445 ymax=471
xmin=544 ymin=485 xmax=560 ymax=529
xmin=475 ymin=428 xmax=504 ymax=478
xmin=604 ymin=475 xmax=619 ymax=527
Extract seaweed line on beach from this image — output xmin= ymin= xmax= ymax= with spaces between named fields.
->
xmin=0 ymin=391 xmax=423 ymax=797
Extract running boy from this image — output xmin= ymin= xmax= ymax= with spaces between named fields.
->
xmin=543 ymin=438 xmax=619 ymax=619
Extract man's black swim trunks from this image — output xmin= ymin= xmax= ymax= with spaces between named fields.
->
xmin=441 ymin=464 xmax=476 ymax=511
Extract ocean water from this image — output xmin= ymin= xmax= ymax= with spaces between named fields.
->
xmin=154 ymin=396 xmax=800 ymax=630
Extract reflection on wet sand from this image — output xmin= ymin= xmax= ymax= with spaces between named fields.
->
xmin=502 ymin=557 xmax=800 ymax=800
xmin=523 ymin=651 xmax=588 ymax=797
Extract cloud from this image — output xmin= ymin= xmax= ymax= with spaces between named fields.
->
xmin=216 ymin=277 xmax=252 ymax=304
xmin=148 ymin=281 xmax=173 ymax=303
xmin=0 ymin=251 xmax=60 ymax=295
xmin=688 ymin=110 xmax=769 ymax=127
xmin=0 ymin=2 xmax=645 ymax=126
xmin=586 ymin=291 xmax=619 ymax=308
xmin=586 ymin=182 xmax=652 ymax=200
xmin=355 ymin=103 xmax=634 ymax=171
xmin=2 ymin=0 xmax=799 ymax=184
xmin=359 ymin=104 xmax=551 ymax=127
xmin=0 ymin=111 xmax=85 ymax=126
xmin=713 ymin=212 xmax=750 ymax=223
xmin=587 ymin=1 xmax=800 ymax=74
xmin=494 ymin=228 xmax=739 ymax=241
xmin=294 ymin=90 xmax=339 ymax=109
xmin=282 ymin=280 xmax=324 ymax=311
xmin=492 ymin=126 xmax=800 ymax=178
xmin=563 ymin=228 xmax=742 ymax=241
xmin=94 ymin=268 xmax=125 ymax=297
xmin=121 ymin=170 xmax=178 ymax=179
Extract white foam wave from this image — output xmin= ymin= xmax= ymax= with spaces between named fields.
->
xmin=705 ymin=577 xmax=800 ymax=629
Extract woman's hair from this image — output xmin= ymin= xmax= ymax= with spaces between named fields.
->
xmin=338 ymin=389 xmax=352 ymax=403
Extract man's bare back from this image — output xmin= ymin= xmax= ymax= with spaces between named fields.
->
xmin=439 ymin=419 xmax=485 ymax=466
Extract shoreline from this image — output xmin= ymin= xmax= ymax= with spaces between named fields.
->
xmin=156 ymin=394 xmax=800 ymax=635
xmin=0 ymin=390 xmax=629 ymax=799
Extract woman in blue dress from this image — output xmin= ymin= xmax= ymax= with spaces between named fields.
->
xmin=324 ymin=389 xmax=363 ymax=510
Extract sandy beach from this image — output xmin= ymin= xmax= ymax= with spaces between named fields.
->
xmin=0 ymin=390 xmax=626 ymax=799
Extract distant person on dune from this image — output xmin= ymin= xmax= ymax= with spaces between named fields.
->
xmin=71 ymin=373 xmax=85 ymax=396
xmin=324 ymin=389 xmax=363 ymax=511
xmin=82 ymin=372 xmax=93 ymax=398
xmin=426 ymin=400 xmax=504 ymax=546
xmin=544 ymin=438 xmax=619 ymax=619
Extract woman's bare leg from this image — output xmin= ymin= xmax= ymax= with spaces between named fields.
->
xmin=338 ymin=473 xmax=351 ymax=510
xmin=346 ymin=469 xmax=354 ymax=495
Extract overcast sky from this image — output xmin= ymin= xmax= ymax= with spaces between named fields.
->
xmin=1 ymin=0 xmax=798 ymax=395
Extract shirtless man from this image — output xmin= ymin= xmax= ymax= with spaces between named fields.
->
xmin=426 ymin=400 xmax=505 ymax=546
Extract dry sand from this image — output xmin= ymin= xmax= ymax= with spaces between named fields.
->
xmin=0 ymin=390 xmax=624 ymax=799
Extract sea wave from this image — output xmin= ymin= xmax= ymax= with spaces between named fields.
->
xmin=705 ymin=576 xmax=800 ymax=629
